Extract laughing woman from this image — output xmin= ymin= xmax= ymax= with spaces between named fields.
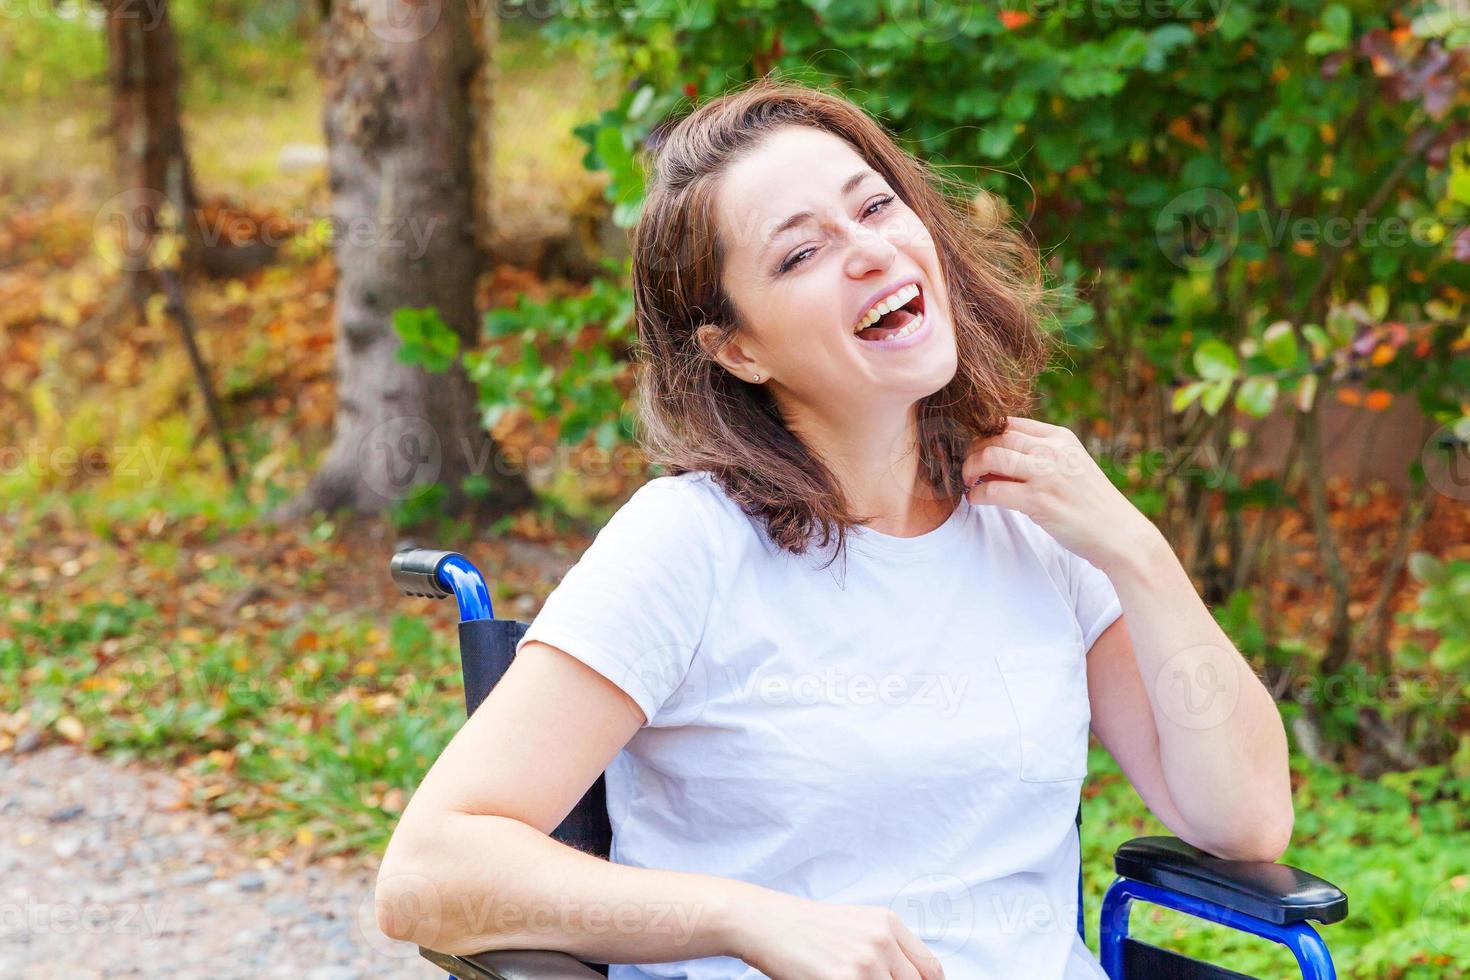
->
xmin=375 ymin=78 xmax=1294 ymax=980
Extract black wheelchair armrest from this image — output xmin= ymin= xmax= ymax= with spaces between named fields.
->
xmin=1114 ymin=836 xmax=1348 ymax=926
xmin=420 ymin=947 xmax=607 ymax=980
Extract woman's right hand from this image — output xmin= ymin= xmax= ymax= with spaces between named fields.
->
xmin=728 ymin=889 xmax=946 ymax=980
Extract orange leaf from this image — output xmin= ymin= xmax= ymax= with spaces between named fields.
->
xmin=1336 ymin=388 xmax=1363 ymax=407
xmin=1364 ymin=390 xmax=1393 ymax=411
xmin=1166 ymin=117 xmax=1207 ymax=149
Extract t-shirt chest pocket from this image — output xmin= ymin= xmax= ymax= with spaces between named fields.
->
xmin=993 ymin=640 xmax=1091 ymax=782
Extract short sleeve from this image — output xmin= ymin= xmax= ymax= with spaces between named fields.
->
xmin=514 ymin=477 xmax=725 ymax=726
xmin=1064 ymin=549 xmax=1123 ymax=654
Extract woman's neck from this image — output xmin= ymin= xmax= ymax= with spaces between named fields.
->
xmin=787 ymin=402 xmax=957 ymax=538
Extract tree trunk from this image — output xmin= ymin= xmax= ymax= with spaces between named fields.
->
xmin=294 ymin=0 xmax=534 ymax=517
xmin=103 ymin=0 xmax=199 ymax=292
xmin=102 ymin=0 xmax=276 ymax=285
xmin=102 ymin=0 xmax=242 ymax=487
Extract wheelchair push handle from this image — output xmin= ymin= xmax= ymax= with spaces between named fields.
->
xmin=391 ymin=548 xmax=495 ymax=622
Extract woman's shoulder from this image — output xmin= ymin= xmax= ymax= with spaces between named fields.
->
xmin=602 ymin=471 xmax=753 ymax=554
xmin=621 ymin=470 xmax=741 ymax=522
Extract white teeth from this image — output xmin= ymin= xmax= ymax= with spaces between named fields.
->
xmin=855 ymin=283 xmax=920 ymax=332
xmin=871 ymin=313 xmax=923 ymax=342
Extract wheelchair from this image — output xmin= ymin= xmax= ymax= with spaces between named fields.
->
xmin=389 ymin=548 xmax=1349 ymax=980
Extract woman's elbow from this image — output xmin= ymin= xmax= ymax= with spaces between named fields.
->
xmin=1212 ymin=802 xmax=1295 ymax=863
xmin=374 ymin=821 xmax=455 ymax=947
xmin=375 ymin=856 xmax=437 ymax=945
xmin=1254 ymin=806 xmax=1295 ymax=863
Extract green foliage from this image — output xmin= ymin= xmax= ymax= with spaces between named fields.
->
xmin=1301 ymin=556 xmax=1470 ymax=771
xmin=393 ymin=306 xmax=461 ymax=373
xmin=0 ymin=6 xmax=105 ymax=101
xmin=489 ymin=0 xmax=1470 ymax=474
xmin=400 ymin=258 xmax=639 ymax=449
xmin=0 ymin=0 xmax=311 ymax=102
xmin=1399 ymin=554 xmax=1470 ymax=674
xmin=477 ymin=259 xmax=637 ymax=447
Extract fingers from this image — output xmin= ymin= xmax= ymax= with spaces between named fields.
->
xmin=889 ymin=917 xmax=945 ymax=980
xmin=966 ymin=477 xmax=1025 ymax=512
xmin=962 ymin=445 xmax=1032 ymax=486
xmin=1002 ymin=415 xmax=1059 ymax=437
xmin=966 ymin=425 xmax=1051 ymax=468
xmin=886 ymin=957 xmax=922 ymax=980
xmin=972 ymin=428 xmax=1038 ymax=454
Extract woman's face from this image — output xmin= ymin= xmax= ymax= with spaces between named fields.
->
xmin=707 ymin=125 xmax=958 ymax=429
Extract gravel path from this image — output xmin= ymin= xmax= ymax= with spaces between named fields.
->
xmin=1 ymin=744 xmax=440 ymax=979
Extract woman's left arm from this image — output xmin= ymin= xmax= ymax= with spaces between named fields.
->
xmin=964 ymin=416 xmax=1294 ymax=862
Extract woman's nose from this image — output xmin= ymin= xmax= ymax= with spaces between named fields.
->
xmin=842 ymin=218 xmax=898 ymax=277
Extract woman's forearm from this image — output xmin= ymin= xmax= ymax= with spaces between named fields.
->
xmin=1099 ymin=527 xmax=1294 ymax=860
xmin=376 ymin=810 xmax=767 ymax=963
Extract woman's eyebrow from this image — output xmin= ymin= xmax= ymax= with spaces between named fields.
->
xmin=762 ymin=168 xmax=880 ymax=253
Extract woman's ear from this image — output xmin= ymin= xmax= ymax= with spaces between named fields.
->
xmin=696 ymin=324 xmax=761 ymax=381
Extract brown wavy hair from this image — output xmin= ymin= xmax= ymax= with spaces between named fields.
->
xmin=630 ymin=77 xmax=1061 ymax=566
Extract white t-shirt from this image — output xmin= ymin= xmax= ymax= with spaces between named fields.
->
xmin=516 ymin=470 xmax=1123 ymax=980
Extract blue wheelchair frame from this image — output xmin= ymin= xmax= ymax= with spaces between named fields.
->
xmin=391 ymin=549 xmax=1348 ymax=980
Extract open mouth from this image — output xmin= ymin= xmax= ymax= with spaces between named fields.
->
xmin=854 ymin=282 xmax=926 ymax=343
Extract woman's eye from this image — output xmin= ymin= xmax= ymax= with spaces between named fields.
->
xmin=780 ymin=246 xmax=816 ymax=273
xmin=863 ymin=194 xmax=896 ymax=219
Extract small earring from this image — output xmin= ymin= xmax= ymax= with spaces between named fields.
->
xmin=752 ymin=373 xmax=761 ymax=382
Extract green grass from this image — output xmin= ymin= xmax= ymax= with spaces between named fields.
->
xmin=1 ymin=569 xmax=467 ymax=858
